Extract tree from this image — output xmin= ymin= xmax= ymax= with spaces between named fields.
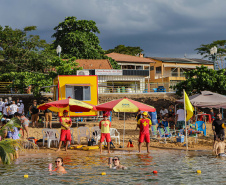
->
xmin=195 ymin=40 xmax=226 ymax=69
xmin=173 ymin=65 xmax=226 ymax=96
xmin=105 ymin=45 xmax=144 ymax=56
xmin=0 ymin=25 xmax=52 ymax=73
xmin=52 ymin=16 xmax=104 ymax=59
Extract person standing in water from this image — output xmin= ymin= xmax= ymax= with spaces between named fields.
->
xmin=99 ymin=114 xmax=111 ymax=154
xmin=138 ymin=112 xmax=152 ymax=153
xmin=215 ymin=137 xmax=226 ymax=157
xmin=56 ymin=110 xmax=72 ymax=152
xmin=49 ymin=157 xmax=67 ymax=173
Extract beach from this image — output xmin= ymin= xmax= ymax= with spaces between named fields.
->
xmin=25 ymin=118 xmax=214 ymax=154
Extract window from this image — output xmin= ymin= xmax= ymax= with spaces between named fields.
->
xmin=66 ymin=86 xmax=91 ymax=101
xmin=136 ymin=66 xmax=143 ymax=70
xmin=156 ymin=66 xmax=161 ymax=74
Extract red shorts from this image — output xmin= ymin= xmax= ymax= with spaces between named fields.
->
xmin=100 ymin=133 xmax=111 ymax=143
xmin=60 ymin=129 xmax=72 ymax=141
xmin=139 ymin=133 xmax=150 ymax=143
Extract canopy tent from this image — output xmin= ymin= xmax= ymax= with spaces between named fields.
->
xmin=176 ymin=91 xmax=226 ymax=108
xmin=96 ymin=97 xmax=156 ymax=147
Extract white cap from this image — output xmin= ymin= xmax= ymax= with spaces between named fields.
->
xmin=19 ymin=100 xmax=23 ymax=102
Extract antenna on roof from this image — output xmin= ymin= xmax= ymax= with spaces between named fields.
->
xmin=184 ymin=53 xmax=187 ymax=58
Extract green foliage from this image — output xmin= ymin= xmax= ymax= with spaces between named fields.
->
xmin=103 ymin=56 xmax=120 ymax=69
xmin=52 ymin=16 xmax=104 ymax=59
xmin=173 ymin=65 xmax=226 ymax=96
xmin=105 ymin=45 xmax=144 ymax=56
xmin=0 ymin=139 xmax=20 ymax=164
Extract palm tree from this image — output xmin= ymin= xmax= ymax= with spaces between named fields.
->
xmin=0 ymin=117 xmax=22 ymax=164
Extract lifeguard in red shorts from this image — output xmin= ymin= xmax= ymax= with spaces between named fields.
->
xmin=56 ymin=110 xmax=72 ymax=152
xmin=138 ymin=112 xmax=152 ymax=153
xmin=99 ymin=114 xmax=111 ymax=154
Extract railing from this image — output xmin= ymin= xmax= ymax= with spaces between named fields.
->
xmin=155 ymin=72 xmax=185 ymax=79
xmin=98 ymin=81 xmax=177 ymax=93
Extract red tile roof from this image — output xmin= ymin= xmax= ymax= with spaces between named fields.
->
xmin=106 ymin=53 xmax=155 ymax=63
xmin=76 ymin=59 xmax=112 ymax=69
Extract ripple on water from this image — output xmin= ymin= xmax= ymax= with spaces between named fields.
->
xmin=0 ymin=149 xmax=225 ymax=184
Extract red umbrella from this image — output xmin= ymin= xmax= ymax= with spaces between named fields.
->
xmin=38 ymin=97 xmax=96 ymax=113
xmin=96 ymin=97 xmax=156 ymax=147
xmin=96 ymin=97 xmax=156 ymax=112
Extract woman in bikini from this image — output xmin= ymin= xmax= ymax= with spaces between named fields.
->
xmin=49 ymin=157 xmax=67 ymax=173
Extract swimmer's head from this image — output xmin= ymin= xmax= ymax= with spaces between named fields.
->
xmin=113 ymin=156 xmax=120 ymax=166
xmin=55 ymin=157 xmax=64 ymax=167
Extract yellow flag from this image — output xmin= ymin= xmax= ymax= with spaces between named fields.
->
xmin=184 ymin=91 xmax=194 ymax=121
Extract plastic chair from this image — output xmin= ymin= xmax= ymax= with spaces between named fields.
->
xmin=164 ymin=127 xmax=175 ymax=141
xmin=90 ymin=126 xmax=101 ymax=144
xmin=42 ymin=129 xmax=60 ymax=148
xmin=70 ymin=128 xmax=75 ymax=144
xmin=77 ymin=126 xmax=90 ymax=144
xmin=110 ymin=128 xmax=120 ymax=144
xmin=195 ymin=121 xmax=206 ymax=136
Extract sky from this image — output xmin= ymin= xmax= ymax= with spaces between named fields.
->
xmin=1 ymin=0 xmax=226 ymax=59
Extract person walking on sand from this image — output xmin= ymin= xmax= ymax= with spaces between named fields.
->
xmin=29 ymin=100 xmax=40 ymax=128
xmin=15 ymin=112 xmax=29 ymax=139
xmin=138 ymin=112 xmax=152 ymax=153
xmin=212 ymin=113 xmax=225 ymax=150
xmin=99 ymin=114 xmax=111 ymax=154
xmin=44 ymin=98 xmax=53 ymax=128
xmin=56 ymin=110 xmax=72 ymax=152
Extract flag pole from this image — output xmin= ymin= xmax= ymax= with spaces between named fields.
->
xmin=123 ymin=112 xmax=125 ymax=148
xmin=183 ymin=89 xmax=188 ymax=150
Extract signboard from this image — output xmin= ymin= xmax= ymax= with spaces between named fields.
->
xmin=95 ymin=69 xmax=122 ymax=75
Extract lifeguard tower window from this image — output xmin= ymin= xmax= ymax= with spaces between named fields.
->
xmin=66 ymin=86 xmax=91 ymax=101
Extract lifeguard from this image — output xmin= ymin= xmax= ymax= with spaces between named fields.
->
xmin=138 ymin=112 xmax=152 ymax=153
xmin=56 ymin=110 xmax=72 ymax=152
xmin=99 ymin=114 xmax=111 ymax=154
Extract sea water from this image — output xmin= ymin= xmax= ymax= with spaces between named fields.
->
xmin=0 ymin=149 xmax=225 ymax=185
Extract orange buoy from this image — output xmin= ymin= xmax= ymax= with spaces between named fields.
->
xmin=153 ymin=170 xmax=158 ymax=174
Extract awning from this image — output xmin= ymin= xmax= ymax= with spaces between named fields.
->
xmin=65 ymin=84 xmax=91 ymax=86
xmin=163 ymin=64 xmax=213 ymax=69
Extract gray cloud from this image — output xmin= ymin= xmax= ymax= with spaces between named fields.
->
xmin=1 ymin=0 xmax=226 ymax=58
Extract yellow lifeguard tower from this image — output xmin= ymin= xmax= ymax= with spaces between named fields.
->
xmin=53 ymin=75 xmax=98 ymax=117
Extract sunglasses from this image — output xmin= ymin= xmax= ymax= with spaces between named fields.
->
xmin=112 ymin=159 xmax=118 ymax=161
xmin=55 ymin=161 xmax=61 ymax=163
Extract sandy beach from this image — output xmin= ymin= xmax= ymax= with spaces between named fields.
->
xmin=23 ymin=117 xmax=214 ymax=155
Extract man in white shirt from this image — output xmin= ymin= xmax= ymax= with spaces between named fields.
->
xmin=175 ymin=105 xmax=185 ymax=129
xmin=9 ymin=100 xmax=18 ymax=118
xmin=18 ymin=100 xmax=24 ymax=115
xmin=160 ymin=107 xmax=168 ymax=119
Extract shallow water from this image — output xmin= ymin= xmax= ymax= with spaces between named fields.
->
xmin=0 ymin=149 xmax=225 ymax=185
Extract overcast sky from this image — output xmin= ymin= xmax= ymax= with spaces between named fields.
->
xmin=1 ymin=0 xmax=225 ymax=59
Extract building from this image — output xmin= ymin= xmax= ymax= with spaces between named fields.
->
xmin=53 ymin=75 xmax=98 ymax=117
xmin=147 ymin=57 xmax=214 ymax=91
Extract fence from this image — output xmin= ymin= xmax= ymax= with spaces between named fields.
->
xmin=98 ymin=81 xmax=178 ymax=93
xmin=0 ymin=82 xmax=12 ymax=93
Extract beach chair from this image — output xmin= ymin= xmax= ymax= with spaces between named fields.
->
xmin=77 ymin=126 xmax=90 ymax=144
xmin=158 ymin=128 xmax=167 ymax=143
xmin=90 ymin=126 xmax=101 ymax=144
xmin=150 ymin=125 xmax=158 ymax=140
xmin=42 ymin=129 xmax=60 ymax=148
xmin=110 ymin=128 xmax=120 ymax=144
xmin=164 ymin=127 xmax=176 ymax=142
xmin=195 ymin=121 xmax=206 ymax=136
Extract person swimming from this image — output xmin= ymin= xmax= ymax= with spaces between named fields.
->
xmin=49 ymin=157 xmax=67 ymax=173
xmin=109 ymin=156 xmax=127 ymax=170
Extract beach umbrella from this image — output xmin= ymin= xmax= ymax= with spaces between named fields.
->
xmin=37 ymin=97 xmax=96 ymax=113
xmin=96 ymin=97 xmax=156 ymax=147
